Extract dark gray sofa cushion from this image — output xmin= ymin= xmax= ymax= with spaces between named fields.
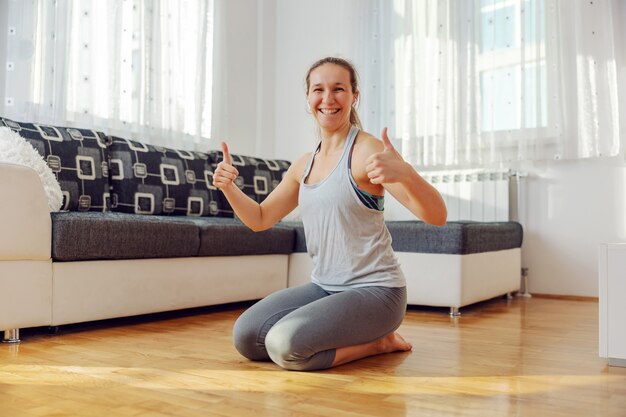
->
xmin=52 ymin=212 xmax=200 ymax=261
xmin=191 ymin=217 xmax=295 ymax=256
xmin=282 ymin=220 xmax=523 ymax=255
xmin=386 ymin=221 xmax=523 ymax=254
xmin=279 ymin=221 xmax=307 ymax=253
xmin=52 ymin=214 xmax=295 ymax=261
xmin=51 ymin=213 xmax=522 ymax=261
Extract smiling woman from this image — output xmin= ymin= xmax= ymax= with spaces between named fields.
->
xmin=212 ymin=56 xmax=447 ymax=371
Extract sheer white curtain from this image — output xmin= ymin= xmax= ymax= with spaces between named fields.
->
xmin=1 ymin=0 xmax=214 ymax=150
xmin=361 ymin=0 xmax=622 ymax=168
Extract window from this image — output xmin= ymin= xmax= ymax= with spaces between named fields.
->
xmin=4 ymin=0 xmax=214 ymax=149
xmin=379 ymin=0 xmax=558 ymax=167
xmin=478 ymin=0 xmax=547 ymax=133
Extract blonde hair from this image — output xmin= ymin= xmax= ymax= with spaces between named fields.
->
xmin=305 ymin=57 xmax=362 ymax=130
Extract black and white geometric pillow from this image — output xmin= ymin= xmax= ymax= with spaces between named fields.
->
xmin=1 ymin=117 xmax=111 ymax=212
xmin=108 ymin=136 xmax=222 ymax=216
xmin=208 ymin=150 xmax=291 ymax=218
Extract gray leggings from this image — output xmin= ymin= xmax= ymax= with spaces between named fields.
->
xmin=232 ymin=283 xmax=407 ymax=371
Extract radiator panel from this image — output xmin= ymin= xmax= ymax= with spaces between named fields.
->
xmin=425 ymin=170 xmax=512 ymax=222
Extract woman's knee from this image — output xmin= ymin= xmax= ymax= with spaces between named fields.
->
xmin=232 ymin=313 xmax=270 ymax=361
xmin=265 ymin=324 xmax=303 ymax=370
xmin=265 ymin=322 xmax=330 ymax=371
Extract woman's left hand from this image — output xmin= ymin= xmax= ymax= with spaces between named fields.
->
xmin=213 ymin=142 xmax=239 ymax=190
xmin=365 ymin=128 xmax=410 ymax=185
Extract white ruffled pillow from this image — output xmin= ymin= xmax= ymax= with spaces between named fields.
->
xmin=0 ymin=126 xmax=63 ymax=211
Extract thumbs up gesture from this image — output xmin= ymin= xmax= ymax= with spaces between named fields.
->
xmin=365 ymin=128 xmax=409 ymax=185
xmin=213 ymin=141 xmax=239 ymax=190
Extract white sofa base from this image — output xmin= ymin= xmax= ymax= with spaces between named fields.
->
xmin=288 ymin=249 xmax=521 ymax=314
xmin=51 ymin=255 xmax=289 ymax=326
xmin=398 ymin=249 xmax=521 ymax=309
xmin=0 ymin=260 xmax=52 ymax=331
xmin=1 ymin=162 xmax=54 ymax=342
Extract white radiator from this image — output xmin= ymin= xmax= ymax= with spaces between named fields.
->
xmin=423 ymin=169 xmax=515 ymax=222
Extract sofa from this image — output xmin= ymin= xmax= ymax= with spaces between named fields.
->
xmin=0 ymin=116 xmax=523 ymax=344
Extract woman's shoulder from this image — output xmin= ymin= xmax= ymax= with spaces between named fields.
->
xmin=285 ymin=152 xmax=313 ymax=181
xmin=292 ymin=152 xmax=313 ymax=169
xmin=354 ymin=130 xmax=384 ymax=157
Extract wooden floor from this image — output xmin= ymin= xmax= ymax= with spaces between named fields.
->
xmin=1 ymin=296 xmax=625 ymax=417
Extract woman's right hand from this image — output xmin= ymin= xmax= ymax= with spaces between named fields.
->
xmin=213 ymin=142 xmax=239 ymax=190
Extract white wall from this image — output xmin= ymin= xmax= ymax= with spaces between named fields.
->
xmin=522 ymin=159 xmax=626 ymax=296
xmin=210 ymin=0 xmax=257 ymax=154
xmin=273 ymin=0 xmax=371 ymax=160
xmin=211 ymin=0 xmax=278 ymax=160
xmin=211 ymin=0 xmax=266 ymax=157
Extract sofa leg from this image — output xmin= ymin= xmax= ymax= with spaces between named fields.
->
xmin=449 ymin=307 xmax=461 ymax=317
xmin=2 ymin=329 xmax=21 ymax=344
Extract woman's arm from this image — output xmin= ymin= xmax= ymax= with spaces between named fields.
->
xmin=213 ymin=142 xmax=306 ymax=231
xmin=364 ymin=128 xmax=447 ymax=226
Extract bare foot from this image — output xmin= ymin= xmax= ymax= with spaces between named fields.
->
xmin=377 ymin=332 xmax=412 ymax=354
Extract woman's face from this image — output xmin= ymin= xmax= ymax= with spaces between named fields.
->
xmin=307 ymin=63 xmax=357 ymax=132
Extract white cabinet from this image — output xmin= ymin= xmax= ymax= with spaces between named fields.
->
xmin=599 ymin=243 xmax=626 ymax=367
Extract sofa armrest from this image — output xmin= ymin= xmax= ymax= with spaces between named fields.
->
xmin=0 ymin=162 xmax=51 ymax=260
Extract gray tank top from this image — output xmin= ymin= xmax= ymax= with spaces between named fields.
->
xmin=299 ymin=126 xmax=406 ymax=291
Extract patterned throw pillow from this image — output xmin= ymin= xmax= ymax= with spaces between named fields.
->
xmin=108 ymin=136 xmax=223 ymax=216
xmin=1 ymin=117 xmax=111 ymax=212
xmin=208 ymin=150 xmax=291 ymax=218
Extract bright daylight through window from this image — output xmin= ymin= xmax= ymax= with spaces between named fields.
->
xmin=479 ymin=0 xmax=547 ymax=133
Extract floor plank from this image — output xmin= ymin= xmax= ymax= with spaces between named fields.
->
xmin=1 ymin=297 xmax=625 ymax=417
